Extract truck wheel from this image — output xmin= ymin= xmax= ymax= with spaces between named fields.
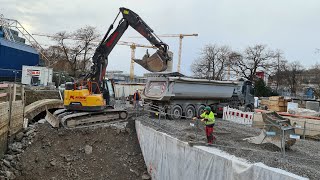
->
xmin=245 ymin=106 xmax=253 ymax=112
xmin=197 ymin=105 xmax=206 ymax=117
xmin=169 ymin=105 xmax=182 ymax=120
xmin=185 ymin=105 xmax=196 ymax=119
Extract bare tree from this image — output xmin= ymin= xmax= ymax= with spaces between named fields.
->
xmin=74 ymin=26 xmax=100 ymax=74
xmin=267 ymin=50 xmax=288 ymax=92
xmin=307 ymin=63 xmax=320 ymax=98
xmin=281 ymin=61 xmax=304 ymax=96
xmin=273 ymin=50 xmax=287 ymax=91
xmin=42 ymin=45 xmax=71 ymax=72
xmin=230 ymin=44 xmax=276 ymax=81
xmin=191 ymin=44 xmax=231 ymax=80
xmin=51 ymin=26 xmax=100 ymax=77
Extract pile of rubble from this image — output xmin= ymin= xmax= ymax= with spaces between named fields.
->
xmin=0 ymin=123 xmax=36 ymax=179
xmin=0 ymin=119 xmax=150 ymax=180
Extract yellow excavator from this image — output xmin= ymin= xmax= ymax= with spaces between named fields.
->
xmin=46 ymin=7 xmax=171 ymax=128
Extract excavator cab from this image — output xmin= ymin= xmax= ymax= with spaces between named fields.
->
xmin=64 ymin=81 xmax=105 ymax=111
xmin=104 ymin=79 xmax=116 ymax=107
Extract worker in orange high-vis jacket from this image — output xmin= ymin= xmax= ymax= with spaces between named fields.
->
xmin=193 ymin=106 xmax=216 ymax=144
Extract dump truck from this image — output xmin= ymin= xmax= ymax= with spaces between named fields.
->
xmin=143 ymin=72 xmax=255 ymax=120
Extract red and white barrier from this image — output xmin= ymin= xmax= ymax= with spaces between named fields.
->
xmin=223 ymin=106 xmax=254 ymax=125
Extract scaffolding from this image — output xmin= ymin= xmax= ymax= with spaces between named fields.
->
xmin=0 ymin=14 xmax=50 ymax=66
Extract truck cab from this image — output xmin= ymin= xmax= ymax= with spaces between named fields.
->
xmin=237 ymin=80 xmax=255 ymax=111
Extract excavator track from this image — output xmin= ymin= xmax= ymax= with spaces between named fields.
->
xmin=46 ymin=108 xmax=128 ymax=129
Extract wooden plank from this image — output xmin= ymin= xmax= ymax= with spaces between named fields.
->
xmin=12 ymin=84 xmax=16 ymax=102
xmin=268 ymin=105 xmax=286 ymax=112
xmin=268 ymin=100 xmax=287 ymax=107
xmin=255 ymin=109 xmax=320 ymax=120
xmin=260 ymin=99 xmax=269 ymax=105
xmin=0 ymin=93 xmax=7 ymax=98
xmin=0 ymin=84 xmax=8 ymax=88
xmin=269 ymin=96 xmax=284 ymax=101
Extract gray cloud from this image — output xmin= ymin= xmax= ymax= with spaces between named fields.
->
xmin=1 ymin=0 xmax=319 ymax=75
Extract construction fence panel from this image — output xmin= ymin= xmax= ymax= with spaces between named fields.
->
xmin=223 ymin=106 xmax=254 ymax=125
xmin=135 ymin=120 xmax=306 ymax=180
xmin=0 ymin=83 xmax=25 ymax=158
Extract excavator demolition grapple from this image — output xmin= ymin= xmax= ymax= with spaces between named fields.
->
xmin=245 ymin=111 xmax=296 ymax=149
xmin=45 ymin=7 xmax=171 ymax=128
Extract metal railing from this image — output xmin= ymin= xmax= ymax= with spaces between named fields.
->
xmin=0 ymin=15 xmax=50 ymax=65
xmin=0 ymin=68 xmax=22 ymax=83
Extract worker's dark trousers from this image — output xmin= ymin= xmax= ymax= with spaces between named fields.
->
xmin=205 ymin=126 xmax=215 ymax=144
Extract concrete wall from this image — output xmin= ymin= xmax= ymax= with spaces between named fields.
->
xmin=114 ymin=83 xmax=145 ymax=98
xmin=136 ymin=120 xmax=306 ymax=180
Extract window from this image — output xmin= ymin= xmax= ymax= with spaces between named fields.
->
xmin=106 ymin=80 xmax=114 ymax=95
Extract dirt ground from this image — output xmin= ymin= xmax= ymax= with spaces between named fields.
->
xmin=137 ymin=115 xmax=320 ymax=180
xmin=0 ymin=118 xmax=150 ymax=180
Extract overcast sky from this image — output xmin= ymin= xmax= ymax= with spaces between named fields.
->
xmin=1 ymin=0 xmax=320 ymax=76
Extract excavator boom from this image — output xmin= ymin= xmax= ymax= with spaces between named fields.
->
xmin=90 ymin=7 xmax=170 ymax=84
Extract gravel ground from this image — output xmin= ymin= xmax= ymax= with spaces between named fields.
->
xmin=136 ymin=115 xmax=320 ymax=180
xmin=0 ymin=118 xmax=150 ymax=180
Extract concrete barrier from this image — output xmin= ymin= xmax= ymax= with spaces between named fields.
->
xmin=24 ymin=99 xmax=63 ymax=120
xmin=135 ymin=120 xmax=306 ymax=180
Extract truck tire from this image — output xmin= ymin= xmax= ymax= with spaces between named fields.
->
xmin=245 ymin=106 xmax=253 ymax=112
xmin=185 ymin=105 xmax=196 ymax=119
xmin=197 ymin=105 xmax=206 ymax=117
xmin=169 ymin=105 xmax=183 ymax=120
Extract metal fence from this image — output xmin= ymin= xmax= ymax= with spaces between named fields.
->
xmin=0 ymin=68 xmax=22 ymax=83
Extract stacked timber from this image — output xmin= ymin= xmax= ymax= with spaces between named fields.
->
xmin=258 ymin=96 xmax=290 ymax=112
xmin=259 ymin=98 xmax=269 ymax=109
xmin=268 ymin=96 xmax=289 ymax=112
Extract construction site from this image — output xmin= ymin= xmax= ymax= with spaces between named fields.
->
xmin=0 ymin=4 xmax=320 ymax=180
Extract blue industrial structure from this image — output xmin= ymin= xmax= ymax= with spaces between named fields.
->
xmin=0 ymin=27 xmax=39 ymax=81
xmin=305 ymin=87 xmax=314 ymax=99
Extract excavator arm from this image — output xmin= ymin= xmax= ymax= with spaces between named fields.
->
xmin=90 ymin=7 xmax=170 ymax=84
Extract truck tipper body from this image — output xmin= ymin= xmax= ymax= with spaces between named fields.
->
xmin=143 ymin=72 xmax=254 ymax=119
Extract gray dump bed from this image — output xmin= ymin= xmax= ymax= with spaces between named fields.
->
xmin=143 ymin=76 xmax=237 ymax=101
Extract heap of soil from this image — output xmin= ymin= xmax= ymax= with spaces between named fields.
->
xmin=1 ymin=119 xmax=148 ymax=180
